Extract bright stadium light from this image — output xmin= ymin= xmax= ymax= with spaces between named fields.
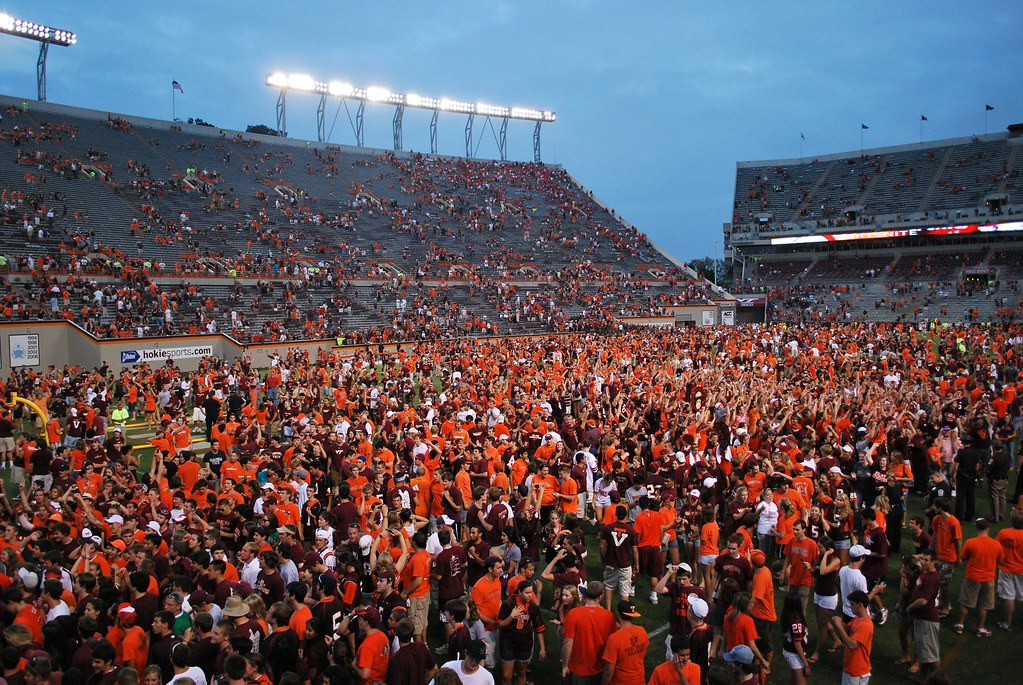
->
xmin=264 ymin=70 xmax=556 ymax=160
xmin=266 ymin=71 xmax=288 ymax=88
xmin=0 ymin=12 xmax=77 ymax=101
xmin=328 ymin=80 xmax=353 ymax=97
xmin=0 ymin=13 xmax=76 ymax=45
xmin=366 ymin=86 xmax=391 ymax=102
xmin=477 ymin=103 xmax=510 ymax=117
xmin=287 ymin=73 xmax=316 ymax=92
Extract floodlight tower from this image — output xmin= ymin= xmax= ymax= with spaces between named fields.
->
xmin=265 ymin=72 xmax=556 ymax=162
xmin=0 ymin=13 xmax=77 ymax=102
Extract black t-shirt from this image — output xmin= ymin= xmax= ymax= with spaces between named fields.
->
xmin=955 ymin=447 xmax=988 ymax=482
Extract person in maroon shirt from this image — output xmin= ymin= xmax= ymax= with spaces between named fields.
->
xmin=714 ymin=534 xmax=753 ymax=594
xmin=600 ymin=505 xmax=639 ymax=609
xmin=465 ymin=524 xmax=491 ymax=587
xmin=907 ymin=550 xmax=942 ymax=679
xmin=432 ymin=528 xmax=468 ymax=607
xmin=654 ymin=562 xmax=706 ymax=641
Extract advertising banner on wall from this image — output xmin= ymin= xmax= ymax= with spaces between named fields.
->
xmin=120 ymin=344 xmax=214 ymax=364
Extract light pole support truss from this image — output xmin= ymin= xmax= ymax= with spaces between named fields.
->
xmin=430 ymin=110 xmax=439 ymax=155
xmin=499 ymin=117 xmax=508 ymax=161
xmin=392 ymin=103 xmax=404 ymax=151
xmin=36 ymin=41 xmax=49 ymax=102
xmin=533 ymin=121 xmax=542 ymax=163
xmin=316 ymin=93 xmax=326 ymax=142
xmin=355 ymin=100 xmax=365 ymax=148
xmin=465 ymin=113 xmax=475 ymax=159
xmin=275 ymin=88 xmax=287 ymax=137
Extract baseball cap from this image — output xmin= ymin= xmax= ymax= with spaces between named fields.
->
xmin=687 ymin=594 xmax=709 ymax=619
xmin=617 ymin=600 xmax=641 ymax=619
xmin=314 ymin=529 xmax=331 ymax=540
xmin=375 ymin=570 xmax=396 ymax=584
xmin=105 ymin=514 xmax=124 ymax=525
xmin=189 ymin=590 xmax=213 ymax=606
xmin=849 ymin=545 xmax=870 ymax=559
xmin=676 ymin=562 xmax=693 ymax=575
xmin=702 ymin=477 xmax=717 ymax=488
xmin=277 ymin=525 xmax=297 ymax=536
xmin=723 ymin=644 xmax=755 ymax=665
xmin=751 ymin=550 xmax=767 ymax=565
xmin=465 ymin=640 xmax=487 ymax=661
xmin=689 ymin=489 xmax=701 ymax=498
xmin=439 ymin=514 xmax=456 ymax=526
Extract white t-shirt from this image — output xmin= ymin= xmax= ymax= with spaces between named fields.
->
xmin=167 ymin=666 xmax=208 ymax=685
xmin=838 ymin=565 xmax=868 ymax=617
xmin=433 ymin=661 xmax=494 ymax=685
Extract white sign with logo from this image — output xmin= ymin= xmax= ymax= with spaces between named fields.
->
xmin=120 ymin=345 xmax=214 ymax=364
xmin=701 ymin=310 xmax=715 ymax=326
xmin=9 ymin=334 xmax=39 ymax=368
xmin=721 ymin=308 xmax=735 ymax=326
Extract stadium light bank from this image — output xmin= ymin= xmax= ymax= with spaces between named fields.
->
xmin=0 ymin=12 xmax=76 ymax=102
xmin=265 ymin=71 xmax=555 ymax=162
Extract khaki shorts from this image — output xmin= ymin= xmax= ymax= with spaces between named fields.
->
xmin=959 ymin=578 xmax=995 ymax=610
xmin=409 ymin=593 xmax=430 ymax=635
xmin=0 ymin=436 xmax=15 ymax=453
xmin=603 ymin=565 xmax=634 ymax=598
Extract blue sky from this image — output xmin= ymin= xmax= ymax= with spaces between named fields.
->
xmin=2 ymin=2 xmax=1021 ymax=261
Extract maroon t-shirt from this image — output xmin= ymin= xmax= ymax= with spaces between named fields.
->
xmin=714 ymin=553 xmax=753 ymax=591
xmin=601 ymin=521 xmax=637 ymax=569
xmin=909 ymin=570 xmax=941 ymax=622
xmin=433 ymin=545 xmax=468 ymax=601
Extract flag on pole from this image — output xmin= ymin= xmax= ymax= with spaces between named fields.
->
xmin=861 ymin=123 xmax=869 ymax=130
xmin=172 ymin=80 xmax=184 ymax=94
xmin=921 ymin=115 xmax=928 ymax=121
xmin=986 ymin=104 xmax=994 ymax=111
xmin=800 ymin=132 xmax=805 ymax=140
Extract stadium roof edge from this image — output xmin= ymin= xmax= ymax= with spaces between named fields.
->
xmin=736 ymin=130 xmax=1014 ymax=169
xmin=0 ymin=93 xmax=564 ymax=167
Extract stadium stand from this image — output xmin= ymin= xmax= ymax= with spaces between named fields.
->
xmin=727 ymin=128 xmax=1023 ymax=325
xmin=0 ymin=97 xmax=725 ymax=341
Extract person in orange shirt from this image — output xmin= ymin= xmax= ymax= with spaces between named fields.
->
xmin=831 ymin=590 xmax=874 ymax=685
xmin=352 ymin=608 xmax=389 ymax=685
xmin=557 ymin=463 xmax=579 ymax=520
xmin=955 ymin=518 xmax=1003 ymax=636
xmin=471 ymin=556 xmax=504 ymax=636
xmin=400 ymin=531 xmax=432 ymax=642
xmin=996 ymin=508 xmax=1023 ymax=630
xmin=647 ymin=636 xmax=701 ymax=685
xmin=602 ymin=601 xmax=649 ymax=685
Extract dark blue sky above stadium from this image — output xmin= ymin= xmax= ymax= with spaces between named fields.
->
xmin=2 ymin=2 xmax=1021 ymax=262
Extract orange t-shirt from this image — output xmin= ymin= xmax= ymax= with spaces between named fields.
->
xmin=699 ymin=521 xmax=719 ymax=558
xmin=751 ymin=567 xmax=776 ymax=622
xmin=601 ymin=624 xmax=650 ymax=685
xmin=931 ymin=514 xmax=962 ymax=562
xmin=723 ymin=611 xmax=757 ymax=651
xmin=471 ymin=575 xmax=503 ymax=623
xmin=997 ymin=527 xmax=1023 ymax=574
xmin=962 ymin=535 xmax=1003 ymax=582
xmin=634 ymin=510 xmax=663 ymax=548
xmin=842 ymin=616 xmax=874 ymax=677
xmin=402 ymin=550 xmax=431 ymax=598
xmin=563 ymin=605 xmax=617 ymax=677
xmin=354 ymin=629 xmax=389 ymax=685
xmin=648 ymin=661 xmax=701 ymax=685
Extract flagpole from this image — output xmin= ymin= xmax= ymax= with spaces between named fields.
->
xmin=172 ymin=84 xmax=176 ymax=122
xmin=920 ymin=118 xmax=923 ymax=144
xmin=985 ymin=108 xmax=989 ymax=135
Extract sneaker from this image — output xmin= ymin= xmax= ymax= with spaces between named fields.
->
xmin=649 ymin=592 xmax=659 ymax=605
xmin=977 ymin=628 xmax=992 ymax=637
xmin=953 ymin=623 xmax=964 ymax=634
xmin=435 ymin=644 xmax=448 ymax=655
xmin=998 ymin=621 xmax=1012 ymax=631
xmin=879 ymin=608 xmax=889 ymax=625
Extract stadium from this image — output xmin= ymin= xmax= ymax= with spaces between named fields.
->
xmin=0 ymin=5 xmax=1021 ymax=685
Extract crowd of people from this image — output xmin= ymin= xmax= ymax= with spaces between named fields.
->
xmin=0 ymin=322 xmax=1016 ymax=685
